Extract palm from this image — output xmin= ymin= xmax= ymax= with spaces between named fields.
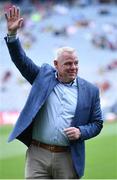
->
xmin=8 ymin=18 xmax=20 ymax=32
xmin=5 ymin=5 xmax=23 ymax=34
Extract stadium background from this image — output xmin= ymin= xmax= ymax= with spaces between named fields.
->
xmin=0 ymin=0 xmax=117 ymax=179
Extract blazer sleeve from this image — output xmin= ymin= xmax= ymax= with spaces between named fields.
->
xmin=4 ymin=37 xmax=39 ymax=84
xmin=78 ymin=87 xmax=103 ymax=141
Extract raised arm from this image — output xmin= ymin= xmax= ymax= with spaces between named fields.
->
xmin=5 ymin=5 xmax=39 ymax=84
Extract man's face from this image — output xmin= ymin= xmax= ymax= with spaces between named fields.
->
xmin=54 ymin=51 xmax=79 ymax=83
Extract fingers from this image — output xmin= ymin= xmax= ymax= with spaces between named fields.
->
xmin=64 ymin=127 xmax=77 ymax=135
xmin=9 ymin=7 xmax=12 ymax=18
xmin=64 ymin=127 xmax=75 ymax=139
xmin=10 ymin=6 xmax=18 ymax=18
xmin=13 ymin=6 xmax=20 ymax=18
xmin=64 ymin=127 xmax=81 ymax=140
xmin=5 ymin=5 xmax=20 ymax=20
xmin=18 ymin=18 xmax=24 ymax=28
xmin=4 ymin=5 xmax=23 ymax=34
xmin=17 ymin=7 xmax=20 ymax=19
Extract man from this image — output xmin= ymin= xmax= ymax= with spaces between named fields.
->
xmin=4 ymin=5 xmax=103 ymax=179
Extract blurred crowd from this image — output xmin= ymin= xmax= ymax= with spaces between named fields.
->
xmin=0 ymin=0 xmax=117 ymax=122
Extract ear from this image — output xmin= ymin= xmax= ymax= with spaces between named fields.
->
xmin=54 ymin=60 xmax=58 ymax=68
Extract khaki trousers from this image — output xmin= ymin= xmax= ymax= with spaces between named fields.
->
xmin=25 ymin=144 xmax=79 ymax=179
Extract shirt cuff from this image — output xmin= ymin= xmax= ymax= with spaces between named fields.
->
xmin=7 ymin=34 xmax=17 ymax=42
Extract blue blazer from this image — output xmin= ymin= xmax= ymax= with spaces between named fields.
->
xmin=5 ymin=37 xmax=103 ymax=178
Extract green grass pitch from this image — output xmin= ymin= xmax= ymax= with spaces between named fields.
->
xmin=0 ymin=122 xmax=117 ymax=179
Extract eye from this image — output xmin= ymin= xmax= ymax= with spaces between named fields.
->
xmin=75 ymin=61 xmax=78 ymax=65
xmin=65 ymin=62 xmax=72 ymax=66
xmin=64 ymin=60 xmax=78 ymax=66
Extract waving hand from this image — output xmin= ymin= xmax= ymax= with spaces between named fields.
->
xmin=5 ymin=5 xmax=23 ymax=35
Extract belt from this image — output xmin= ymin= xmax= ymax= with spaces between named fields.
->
xmin=31 ymin=139 xmax=69 ymax=153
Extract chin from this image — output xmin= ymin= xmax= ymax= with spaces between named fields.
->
xmin=69 ymin=76 xmax=76 ymax=80
xmin=67 ymin=78 xmax=75 ymax=82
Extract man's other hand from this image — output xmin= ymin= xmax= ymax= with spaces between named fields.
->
xmin=64 ymin=127 xmax=81 ymax=140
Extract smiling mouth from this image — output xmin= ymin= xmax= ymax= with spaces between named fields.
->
xmin=68 ymin=72 xmax=76 ymax=75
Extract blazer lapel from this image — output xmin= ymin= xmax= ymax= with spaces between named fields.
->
xmin=71 ymin=77 xmax=87 ymax=126
xmin=77 ymin=77 xmax=88 ymax=109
